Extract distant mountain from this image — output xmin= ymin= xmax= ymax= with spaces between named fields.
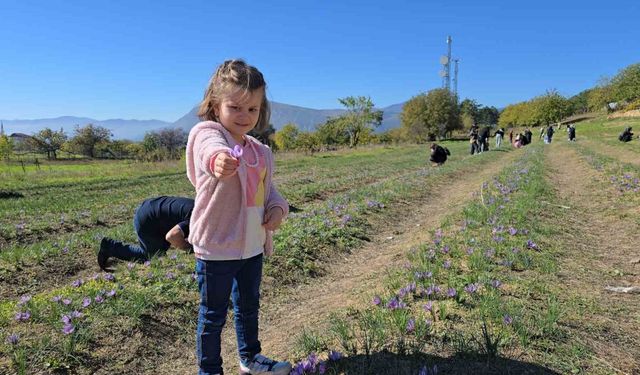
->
xmin=0 ymin=117 xmax=172 ymax=141
xmin=2 ymin=101 xmax=405 ymax=141
xmin=173 ymin=101 xmax=405 ymax=133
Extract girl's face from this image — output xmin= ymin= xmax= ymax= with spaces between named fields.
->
xmin=214 ymin=89 xmax=264 ymax=144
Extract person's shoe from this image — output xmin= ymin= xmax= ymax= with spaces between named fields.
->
xmin=239 ymin=354 xmax=291 ymax=375
xmin=98 ymin=237 xmax=111 ymax=270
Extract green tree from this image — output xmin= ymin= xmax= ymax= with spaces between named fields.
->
xmin=315 ymin=117 xmax=349 ymax=146
xmin=29 ymin=127 xmax=68 ymax=159
xmin=0 ymin=134 xmax=14 ymax=161
xmin=295 ymin=132 xmax=320 ymax=154
xmin=274 ymin=123 xmax=299 ymax=151
xmin=69 ymin=124 xmax=112 ymax=158
xmin=477 ymin=106 xmax=500 ymax=126
xmin=401 ymin=89 xmax=461 ymax=142
xmin=531 ymin=90 xmax=572 ymax=125
xmin=611 ymin=63 xmax=640 ymax=103
xmin=336 ymin=96 xmax=383 ymax=147
xmin=459 ymin=98 xmax=480 ymax=125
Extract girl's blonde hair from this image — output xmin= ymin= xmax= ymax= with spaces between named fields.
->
xmin=198 ymin=59 xmax=270 ymax=132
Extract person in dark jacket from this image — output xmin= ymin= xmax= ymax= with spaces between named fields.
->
xmin=478 ymin=126 xmax=491 ymax=152
xmin=98 ymin=196 xmax=194 ymax=269
xmin=568 ymin=124 xmax=576 ymax=141
xmin=544 ymin=125 xmax=555 ymax=144
xmin=619 ymin=127 xmax=634 ymax=142
xmin=523 ymin=128 xmax=533 ymax=145
xmin=430 ymin=143 xmax=450 ymax=166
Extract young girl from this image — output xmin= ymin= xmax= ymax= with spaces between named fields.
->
xmin=186 ymin=59 xmax=291 ymax=375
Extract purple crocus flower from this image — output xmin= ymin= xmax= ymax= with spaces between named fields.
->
xmin=61 ymin=315 xmax=71 ymax=324
xmin=443 ymin=260 xmax=451 ymax=269
xmin=14 ymin=311 xmax=31 ymax=321
xmin=52 ymin=295 xmax=62 ymax=302
xmin=447 ymin=288 xmax=457 ymax=298
xmin=72 ymin=279 xmax=83 ymax=287
xmin=103 ymin=273 xmax=115 ymax=281
xmin=493 ymin=236 xmax=505 ymax=243
xmin=81 ymin=297 xmax=91 ymax=308
xmin=328 ymin=350 xmax=343 ymax=361
xmin=318 ymin=361 xmax=327 ymax=374
xmin=143 ymin=260 xmax=151 ymax=267
xmin=230 ymin=144 xmax=243 ymax=158
xmin=62 ymin=323 xmax=75 ymax=335
xmin=526 ymin=240 xmax=539 ymax=250
xmin=491 ymin=280 xmax=502 ymax=288
xmin=6 ymin=334 xmax=19 ymax=345
xmin=170 ymin=254 xmax=178 ymax=260
xmin=106 ymin=289 xmax=116 ymax=297
xmin=127 ymin=262 xmax=136 ymax=270
xmin=503 ymin=314 xmax=513 ymax=325
xmin=17 ymin=295 xmax=31 ymax=306
xmin=466 ymin=247 xmax=474 ymax=255
xmin=406 ymin=318 xmax=415 ymax=333
xmin=166 ymin=272 xmax=176 ymax=280
xmin=423 ymin=301 xmax=433 ymax=312
xmin=62 ymin=298 xmax=72 ymax=305
xmin=508 ymin=227 xmax=518 ymax=236
xmin=464 ymin=283 xmax=479 ymax=294
xmin=94 ymin=295 xmax=105 ymax=304
xmin=373 ymin=296 xmax=381 ymax=306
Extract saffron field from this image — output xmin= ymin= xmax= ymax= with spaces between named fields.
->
xmin=1 ymin=117 xmax=639 ymax=374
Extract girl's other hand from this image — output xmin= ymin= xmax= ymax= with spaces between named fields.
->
xmin=213 ymin=153 xmax=239 ymax=178
xmin=263 ymin=207 xmax=284 ymax=231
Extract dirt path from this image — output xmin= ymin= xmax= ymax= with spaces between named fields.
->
xmin=177 ymin=149 xmax=520 ymax=374
xmin=546 ymin=143 xmax=640 ymax=373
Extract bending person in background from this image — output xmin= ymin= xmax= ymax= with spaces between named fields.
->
xmin=619 ymin=126 xmax=634 ymax=142
xmin=429 ymin=143 xmax=450 ymax=166
xmin=98 ymin=196 xmax=194 ymax=270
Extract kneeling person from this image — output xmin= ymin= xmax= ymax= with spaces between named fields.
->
xmin=98 ymin=196 xmax=194 ymax=270
xmin=430 ymin=143 xmax=450 ymax=166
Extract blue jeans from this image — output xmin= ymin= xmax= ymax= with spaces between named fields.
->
xmin=196 ymin=254 xmax=263 ymax=375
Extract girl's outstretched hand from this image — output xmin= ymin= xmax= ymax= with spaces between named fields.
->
xmin=213 ymin=153 xmax=239 ymax=178
xmin=263 ymin=206 xmax=284 ymax=231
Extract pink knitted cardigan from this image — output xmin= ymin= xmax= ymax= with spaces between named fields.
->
xmin=185 ymin=121 xmax=288 ymax=259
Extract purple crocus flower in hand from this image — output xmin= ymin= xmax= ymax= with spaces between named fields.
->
xmin=230 ymin=145 xmax=243 ymax=158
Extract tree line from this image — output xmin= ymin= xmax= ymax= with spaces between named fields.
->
xmin=499 ymin=62 xmax=640 ymax=128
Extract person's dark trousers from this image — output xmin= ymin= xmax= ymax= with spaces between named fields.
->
xmin=196 ymin=254 xmax=263 ymax=375
xmin=103 ymin=213 xmax=169 ymax=261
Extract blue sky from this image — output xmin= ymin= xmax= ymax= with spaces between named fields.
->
xmin=1 ymin=0 xmax=638 ymax=122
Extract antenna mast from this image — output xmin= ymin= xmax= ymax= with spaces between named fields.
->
xmin=453 ymin=58 xmax=459 ymax=98
xmin=440 ymin=36 xmax=453 ymax=91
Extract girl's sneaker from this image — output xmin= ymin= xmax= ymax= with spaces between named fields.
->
xmin=239 ymin=354 xmax=291 ymax=375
